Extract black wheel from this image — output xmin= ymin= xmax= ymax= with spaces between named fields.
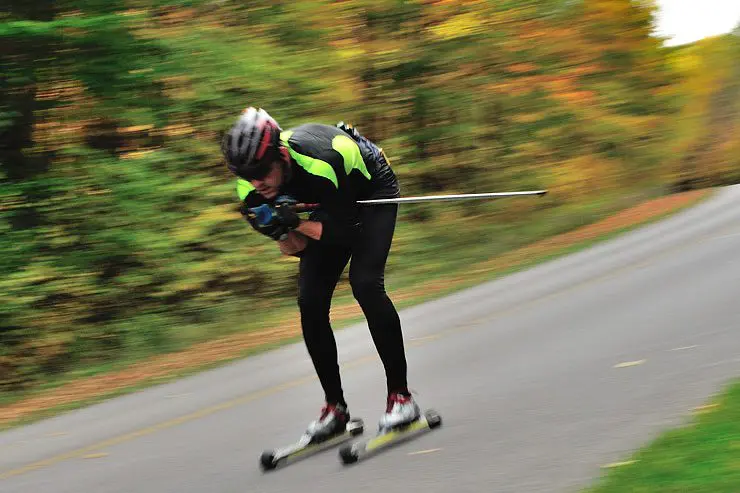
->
xmin=260 ymin=451 xmax=277 ymax=471
xmin=339 ymin=445 xmax=358 ymax=465
xmin=425 ymin=410 xmax=442 ymax=429
xmin=351 ymin=423 xmax=364 ymax=436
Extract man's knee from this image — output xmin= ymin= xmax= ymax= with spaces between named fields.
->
xmin=298 ymin=283 xmax=334 ymax=316
xmin=350 ymin=273 xmax=384 ymax=302
xmin=298 ymin=290 xmax=324 ymax=314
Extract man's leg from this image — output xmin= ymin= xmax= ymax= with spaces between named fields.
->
xmin=298 ymin=240 xmax=351 ymax=406
xmin=348 ymin=203 xmax=409 ymax=397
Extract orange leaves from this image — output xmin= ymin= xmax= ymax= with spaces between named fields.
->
xmin=550 ymin=90 xmax=598 ymax=106
xmin=484 ymin=79 xmax=533 ymax=97
xmin=505 ymin=62 xmax=538 ymax=74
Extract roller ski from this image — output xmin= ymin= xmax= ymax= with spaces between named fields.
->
xmin=260 ymin=403 xmax=364 ymax=471
xmin=339 ymin=393 xmax=442 ymax=465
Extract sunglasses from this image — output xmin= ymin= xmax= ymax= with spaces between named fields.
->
xmin=240 ymin=159 xmax=274 ymax=181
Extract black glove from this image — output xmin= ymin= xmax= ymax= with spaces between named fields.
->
xmin=242 ymin=203 xmax=289 ymax=241
xmin=243 ymin=195 xmax=300 ymax=241
xmin=262 ymin=222 xmax=290 ymax=241
xmin=274 ymin=195 xmax=300 ymax=230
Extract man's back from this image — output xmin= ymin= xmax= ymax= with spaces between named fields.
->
xmin=282 ymin=123 xmax=400 ymax=201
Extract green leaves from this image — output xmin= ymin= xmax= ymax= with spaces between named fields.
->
xmin=2 ymin=0 xmax=732 ymax=394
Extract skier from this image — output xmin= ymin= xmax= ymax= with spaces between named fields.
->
xmin=221 ymin=107 xmax=421 ymax=440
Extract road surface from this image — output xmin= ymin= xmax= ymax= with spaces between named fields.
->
xmin=2 ymin=185 xmax=740 ymax=492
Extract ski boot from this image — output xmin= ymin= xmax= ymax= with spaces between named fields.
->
xmin=378 ymin=392 xmax=421 ymax=433
xmin=306 ymin=402 xmax=351 ymax=442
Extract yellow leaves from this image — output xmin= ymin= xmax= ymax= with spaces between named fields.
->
xmin=583 ymin=0 xmax=633 ymax=20
xmin=160 ymin=75 xmax=196 ymax=100
xmin=33 ymin=332 xmax=76 ymax=360
xmin=158 ymin=124 xmax=195 ymax=137
xmin=173 ymin=205 xmax=236 ymax=243
xmin=512 ymin=112 xmax=545 ymax=125
xmin=120 ymin=149 xmax=158 ymax=160
xmin=513 ymin=140 xmax=549 ymax=160
xmin=550 ymin=155 xmax=618 ymax=199
xmin=671 ymin=51 xmax=702 ymax=75
xmin=3 ymin=264 xmax=57 ymax=290
xmin=429 ymin=12 xmax=485 ymax=40
xmin=120 ymin=9 xmax=148 ymax=17
xmin=120 ymin=124 xmax=154 ymax=133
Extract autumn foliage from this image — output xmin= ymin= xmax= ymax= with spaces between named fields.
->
xmin=1 ymin=1 xmax=738 ymax=392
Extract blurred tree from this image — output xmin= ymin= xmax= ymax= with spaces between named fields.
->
xmin=3 ymin=0 xmax=734 ymax=393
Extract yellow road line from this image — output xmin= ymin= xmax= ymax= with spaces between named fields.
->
xmin=82 ymin=453 xmax=108 ymax=460
xmin=408 ymin=448 xmax=442 ymax=456
xmin=614 ymin=360 xmax=646 ymax=369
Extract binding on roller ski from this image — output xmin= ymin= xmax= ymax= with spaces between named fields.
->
xmin=259 ymin=412 xmax=365 ymax=471
xmin=338 ymin=407 xmax=442 ymax=465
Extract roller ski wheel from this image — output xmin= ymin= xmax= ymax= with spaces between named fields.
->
xmin=339 ymin=409 xmax=442 ymax=466
xmin=259 ymin=418 xmax=364 ymax=472
xmin=425 ymin=409 xmax=442 ymax=429
xmin=260 ymin=451 xmax=278 ymax=471
xmin=339 ymin=444 xmax=359 ymax=464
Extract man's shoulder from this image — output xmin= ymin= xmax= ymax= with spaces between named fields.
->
xmin=282 ymin=123 xmax=349 ymax=168
xmin=283 ymin=123 xmax=343 ymax=146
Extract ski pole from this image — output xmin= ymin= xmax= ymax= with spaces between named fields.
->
xmin=294 ymin=189 xmax=547 ymax=212
xmin=357 ymin=190 xmax=547 ymax=205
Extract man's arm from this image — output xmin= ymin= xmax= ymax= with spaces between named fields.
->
xmin=294 ymin=219 xmax=322 ymax=241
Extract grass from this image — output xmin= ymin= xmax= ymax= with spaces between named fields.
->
xmin=0 ymin=187 xmax=713 ymax=431
xmin=585 ymin=378 xmax=740 ymax=493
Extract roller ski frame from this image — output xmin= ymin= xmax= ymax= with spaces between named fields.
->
xmin=260 ymin=418 xmax=364 ymax=471
xmin=338 ymin=409 xmax=442 ymax=465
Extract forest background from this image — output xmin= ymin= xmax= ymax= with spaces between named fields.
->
xmin=2 ymin=0 xmax=739 ymax=411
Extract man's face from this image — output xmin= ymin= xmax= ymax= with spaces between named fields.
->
xmin=249 ymin=160 xmax=283 ymax=199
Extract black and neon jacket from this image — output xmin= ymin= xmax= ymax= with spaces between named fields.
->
xmin=237 ymin=123 xmax=400 ymax=245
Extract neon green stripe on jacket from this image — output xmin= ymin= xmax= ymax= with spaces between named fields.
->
xmin=331 ymin=134 xmax=371 ymax=180
xmin=281 ymin=130 xmax=339 ymax=189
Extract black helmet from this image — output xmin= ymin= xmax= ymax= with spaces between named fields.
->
xmin=221 ymin=107 xmax=282 ymax=180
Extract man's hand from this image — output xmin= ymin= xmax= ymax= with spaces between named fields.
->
xmin=278 ymin=231 xmax=308 ymax=256
xmin=274 ymin=195 xmax=300 ymax=229
xmin=242 ymin=203 xmax=287 ymax=240
xmin=243 ymin=195 xmax=301 ymax=242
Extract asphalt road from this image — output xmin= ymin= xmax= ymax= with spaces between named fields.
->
xmin=3 ymin=185 xmax=740 ymax=493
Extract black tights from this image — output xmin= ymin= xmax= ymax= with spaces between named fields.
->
xmin=297 ymin=203 xmax=407 ymax=406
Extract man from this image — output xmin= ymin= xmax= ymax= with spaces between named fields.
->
xmin=221 ymin=107 xmax=421 ymax=439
